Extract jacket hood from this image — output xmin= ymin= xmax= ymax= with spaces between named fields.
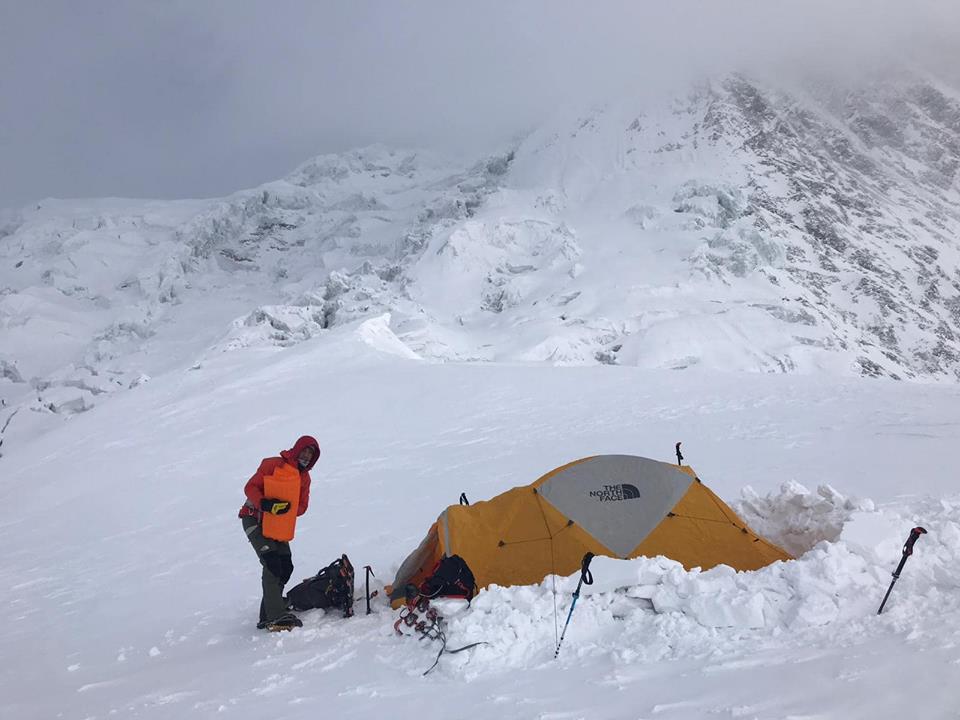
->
xmin=281 ymin=435 xmax=320 ymax=471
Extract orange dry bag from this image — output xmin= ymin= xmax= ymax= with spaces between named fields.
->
xmin=261 ymin=463 xmax=301 ymax=541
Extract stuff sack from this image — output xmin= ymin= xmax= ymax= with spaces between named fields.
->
xmin=286 ymin=554 xmax=355 ymax=617
xmin=420 ymin=554 xmax=477 ymax=601
xmin=261 ymin=463 xmax=301 ymax=542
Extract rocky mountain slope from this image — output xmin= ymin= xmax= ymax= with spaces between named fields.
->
xmin=2 ymin=70 xmax=960 ymax=449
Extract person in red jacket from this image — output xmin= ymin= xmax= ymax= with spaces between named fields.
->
xmin=239 ymin=435 xmax=320 ymax=630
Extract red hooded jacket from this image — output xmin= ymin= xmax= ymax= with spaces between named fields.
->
xmin=238 ymin=435 xmax=320 ymax=521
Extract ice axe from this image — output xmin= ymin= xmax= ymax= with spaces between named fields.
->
xmin=877 ymin=526 xmax=927 ymax=615
xmin=364 ymin=565 xmax=375 ymax=615
xmin=554 ymin=552 xmax=594 ymax=659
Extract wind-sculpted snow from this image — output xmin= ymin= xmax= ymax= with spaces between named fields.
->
xmin=442 ymin=487 xmax=959 ymax=675
xmin=733 ymin=482 xmax=875 ymax=557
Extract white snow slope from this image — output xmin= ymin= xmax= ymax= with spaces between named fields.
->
xmin=5 ymin=70 xmax=960 ymax=458
xmin=2 ymin=318 xmax=960 ymax=720
xmin=2 ymin=69 xmax=960 ymax=719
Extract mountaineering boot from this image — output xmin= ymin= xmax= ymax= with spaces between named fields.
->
xmin=263 ymin=612 xmax=303 ymax=632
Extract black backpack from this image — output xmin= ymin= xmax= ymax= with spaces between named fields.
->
xmin=420 ymin=554 xmax=477 ymax=601
xmin=286 ymin=554 xmax=355 ymax=617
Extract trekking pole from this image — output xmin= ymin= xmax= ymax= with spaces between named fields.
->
xmin=364 ymin=566 xmax=375 ymax=615
xmin=554 ymin=552 xmax=594 ymax=659
xmin=877 ymin=526 xmax=927 ymax=615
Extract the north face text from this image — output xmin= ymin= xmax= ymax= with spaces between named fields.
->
xmin=588 ymin=483 xmax=641 ymax=502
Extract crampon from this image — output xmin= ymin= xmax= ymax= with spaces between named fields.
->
xmin=393 ymin=585 xmax=485 ymax=675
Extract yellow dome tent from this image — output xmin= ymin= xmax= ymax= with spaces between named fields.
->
xmin=387 ymin=455 xmax=791 ymax=605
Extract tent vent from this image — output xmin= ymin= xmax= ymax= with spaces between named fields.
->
xmin=497 ymin=540 xmax=505 ymax=547
xmin=459 ymin=492 xmax=469 ymax=506
xmin=566 ymin=519 xmax=574 ymax=527
xmin=667 ymin=512 xmax=676 ymax=517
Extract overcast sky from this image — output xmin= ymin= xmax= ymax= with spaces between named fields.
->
xmin=1 ymin=1 xmax=957 ymax=209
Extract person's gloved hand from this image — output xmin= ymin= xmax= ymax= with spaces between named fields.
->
xmin=260 ymin=498 xmax=291 ymax=515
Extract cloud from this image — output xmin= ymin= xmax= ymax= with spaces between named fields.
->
xmin=1 ymin=0 xmax=957 ymax=208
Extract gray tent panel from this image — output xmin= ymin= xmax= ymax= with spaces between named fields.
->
xmin=537 ymin=455 xmax=694 ymax=557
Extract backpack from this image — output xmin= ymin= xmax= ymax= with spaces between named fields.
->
xmin=286 ymin=554 xmax=355 ymax=617
xmin=420 ymin=554 xmax=477 ymax=601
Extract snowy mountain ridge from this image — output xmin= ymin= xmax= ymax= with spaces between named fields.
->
xmin=3 ymin=70 xmax=960 ymax=451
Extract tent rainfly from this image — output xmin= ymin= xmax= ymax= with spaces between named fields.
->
xmin=387 ymin=454 xmax=792 ymax=605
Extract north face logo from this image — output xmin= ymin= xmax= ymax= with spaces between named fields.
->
xmin=589 ymin=483 xmax=641 ymax=502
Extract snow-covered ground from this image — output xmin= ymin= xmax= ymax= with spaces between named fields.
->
xmin=3 ymin=68 xmax=960 ymax=719
xmin=3 ymin=317 xmax=959 ymax=719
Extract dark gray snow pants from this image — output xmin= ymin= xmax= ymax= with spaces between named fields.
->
xmin=241 ymin=515 xmax=294 ymax=623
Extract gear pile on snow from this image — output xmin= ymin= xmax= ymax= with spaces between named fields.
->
xmin=286 ymin=554 xmax=356 ymax=618
xmin=393 ymin=584 xmax=486 ymax=676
